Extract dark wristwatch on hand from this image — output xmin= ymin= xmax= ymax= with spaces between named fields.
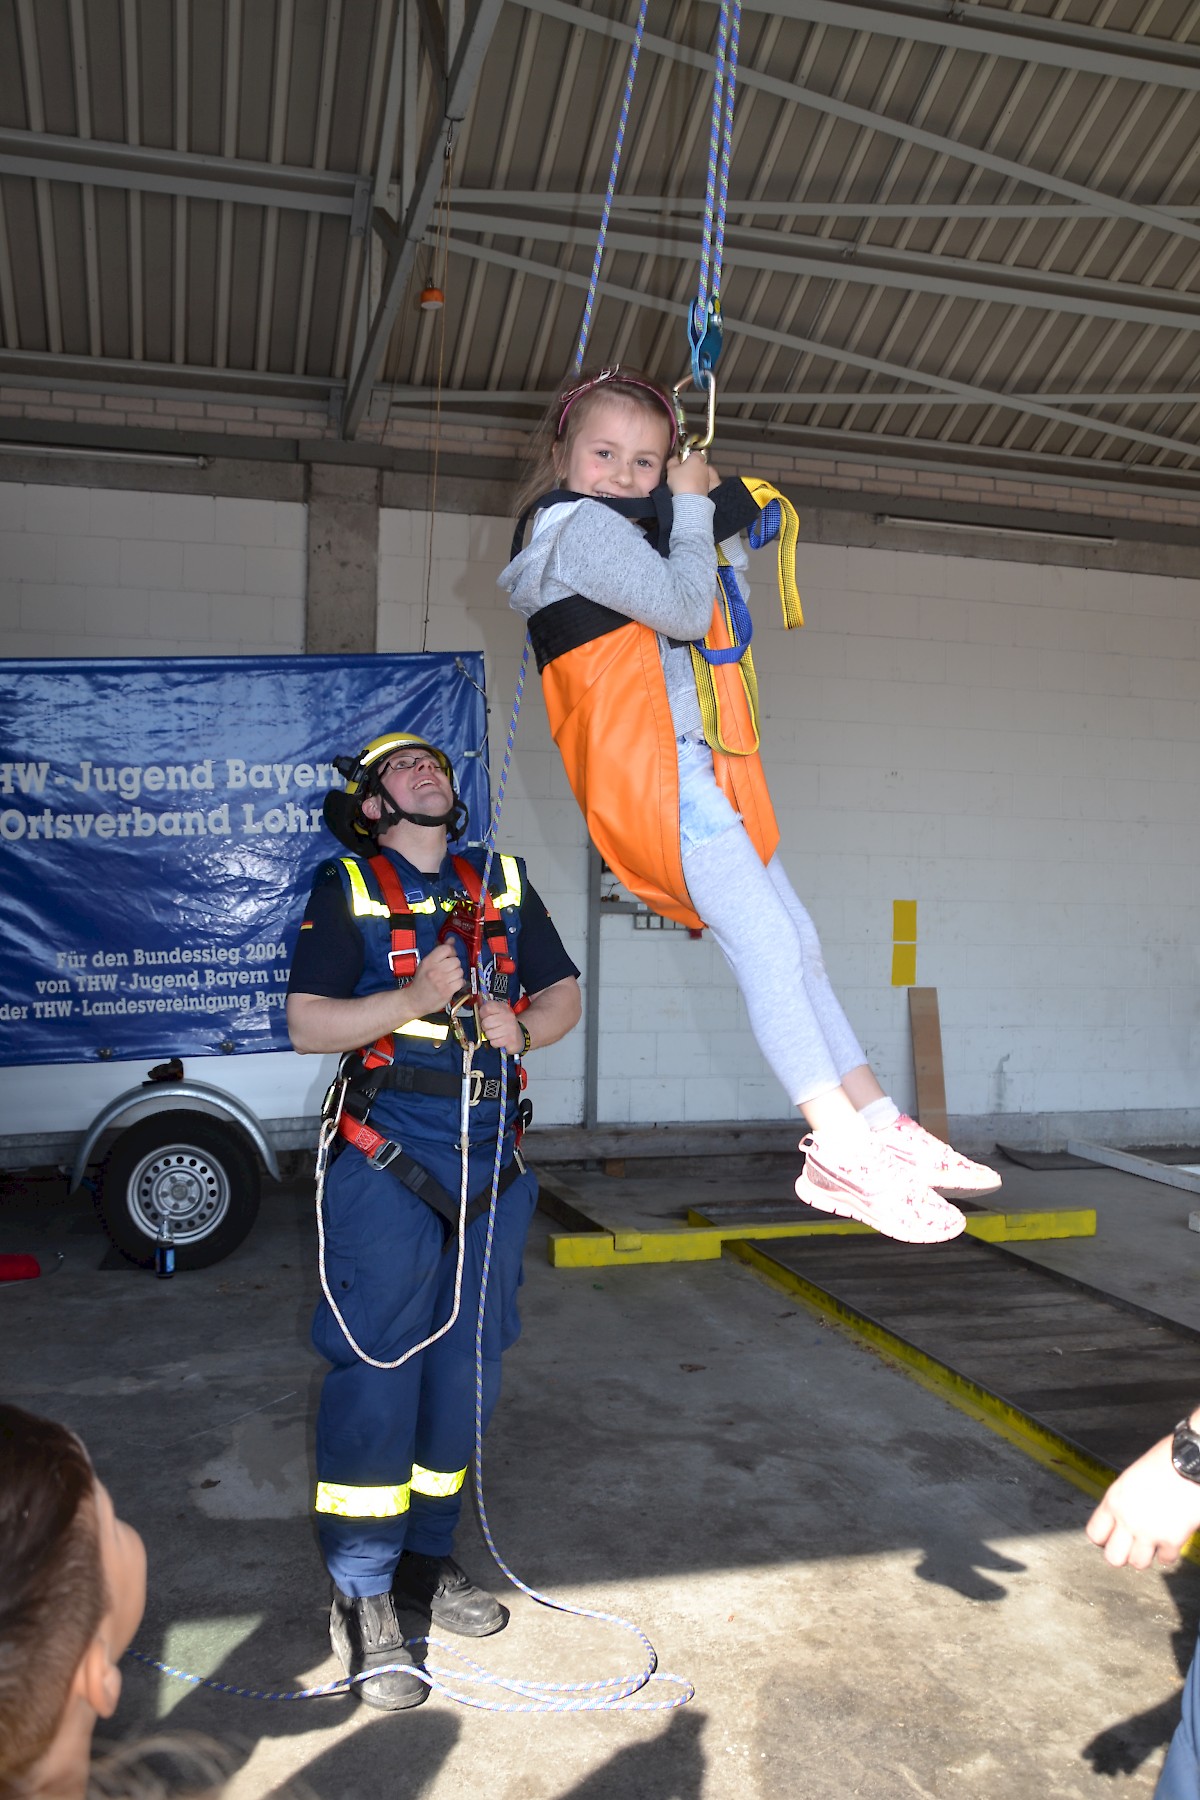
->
xmin=1171 ymin=1415 xmax=1200 ymax=1483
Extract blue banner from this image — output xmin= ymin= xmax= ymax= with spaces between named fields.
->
xmin=0 ymin=654 xmax=489 ymax=1067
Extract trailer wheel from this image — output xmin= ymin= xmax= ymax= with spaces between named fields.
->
xmin=96 ymin=1112 xmax=261 ymax=1271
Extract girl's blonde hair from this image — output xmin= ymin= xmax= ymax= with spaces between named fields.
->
xmin=513 ymin=365 xmax=679 ymax=518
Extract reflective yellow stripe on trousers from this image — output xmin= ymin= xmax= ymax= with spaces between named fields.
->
xmin=314 ymin=1480 xmax=411 ymax=1518
xmin=410 ymin=1463 xmax=466 ymax=1498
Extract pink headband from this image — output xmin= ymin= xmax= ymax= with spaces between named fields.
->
xmin=555 ymin=367 xmax=680 ymax=450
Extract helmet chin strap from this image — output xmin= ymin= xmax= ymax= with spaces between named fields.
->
xmin=373 ymin=787 xmax=469 ymax=839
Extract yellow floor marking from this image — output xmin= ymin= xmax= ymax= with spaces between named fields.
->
xmin=546 ymin=1209 xmax=1095 ymax=1268
xmin=723 ymin=1237 xmax=1200 ymax=1567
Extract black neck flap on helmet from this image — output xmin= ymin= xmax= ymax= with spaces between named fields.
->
xmin=322 ymin=732 xmax=469 ymax=852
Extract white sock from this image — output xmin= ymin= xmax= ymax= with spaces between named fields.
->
xmin=799 ymin=1107 xmax=871 ymax=1149
xmin=859 ymin=1095 xmax=901 ymax=1132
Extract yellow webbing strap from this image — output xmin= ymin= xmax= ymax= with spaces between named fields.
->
xmin=740 ymin=477 xmax=804 ymax=630
xmin=690 ymin=552 xmax=761 ymax=756
xmin=690 ymin=478 xmax=802 ymax=757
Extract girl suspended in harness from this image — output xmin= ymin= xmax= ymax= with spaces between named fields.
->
xmin=498 ymin=364 xmax=1001 ymax=1245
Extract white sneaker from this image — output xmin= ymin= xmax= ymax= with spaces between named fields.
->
xmin=879 ymin=1114 xmax=1002 ymax=1200
xmin=796 ymin=1132 xmax=966 ymax=1244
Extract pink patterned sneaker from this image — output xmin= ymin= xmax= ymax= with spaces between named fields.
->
xmin=879 ymin=1114 xmax=1002 ymax=1200
xmin=795 ymin=1132 xmax=966 ymax=1245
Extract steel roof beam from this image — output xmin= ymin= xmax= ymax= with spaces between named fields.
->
xmin=513 ymin=0 xmax=1200 ymax=248
xmin=442 ymin=234 xmax=1200 ymax=460
xmin=340 ymin=0 xmax=504 ymax=438
xmin=447 ymin=209 xmax=1200 ymax=336
xmin=66 ymin=0 xmax=102 ymax=359
xmin=376 ymin=385 xmax=1200 ymax=409
xmin=121 ymin=0 xmax=145 ymax=362
xmin=332 ymin=1 xmax=398 ymax=385
xmin=253 ymin=0 xmax=297 ymax=373
xmin=0 ymin=127 xmax=364 ymax=216
xmin=293 ymin=0 xmax=345 ymax=378
xmin=214 ymin=0 xmax=243 ymax=372
xmin=453 ymin=190 xmax=1200 ymax=222
xmin=745 ymin=0 xmax=1200 ymax=93
xmin=172 ymin=0 xmax=188 ymax=366
xmin=0 ymin=347 xmax=339 ymax=400
xmin=14 ymin=0 xmax=64 ymax=357
xmin=349 ymin=397 xmax=1200 ymax=492
xmin=0 ymin=186 xmax=18 ymax=344
xmin=414 ymin=0 xmax=447 ymax=88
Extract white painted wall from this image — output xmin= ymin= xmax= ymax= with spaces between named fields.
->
xmin=0 ymin=483 xmax=306 ymax=656
xmin=2 ymin=479 xmax=1196 ymax=1134
xmin=380 ymin=508 xmax=1200 ymax=1132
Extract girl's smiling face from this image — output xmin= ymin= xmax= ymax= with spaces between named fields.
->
xmin=557 ymin=396 xmax=671 ymax=499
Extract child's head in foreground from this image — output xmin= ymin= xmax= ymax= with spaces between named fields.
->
xmin=0 ymin=1404 xmax=146 ymax=1799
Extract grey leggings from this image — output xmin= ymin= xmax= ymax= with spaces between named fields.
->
xmin=682 ymin=824 xmax=867 ymax=1108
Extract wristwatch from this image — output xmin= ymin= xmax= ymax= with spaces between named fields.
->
xmin=1171 ymin=1416 xmax=1200 ymax=1483
xmin=518 ymin=1020 xmax=532 ymax=1056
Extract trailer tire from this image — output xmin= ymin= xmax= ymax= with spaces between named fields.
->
xmin=96 ymin=1112 xmax=261 ymax=1271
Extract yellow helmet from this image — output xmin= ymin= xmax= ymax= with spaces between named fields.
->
xmin=324 ymin=731 xmax=466 ymax=848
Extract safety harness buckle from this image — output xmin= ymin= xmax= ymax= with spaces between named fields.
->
xmin=468 ymin=1069 xmax=502 ymax=1106
xmin=339 ymin=1115 xmax=406 ymax=1171
xmin=367 ymin=1136 xmax=406 ymax=1172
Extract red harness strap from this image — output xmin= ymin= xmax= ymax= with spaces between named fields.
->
xmin=357 ymin=854 xmax=519 ymax=1072
xmin=451 ymin=857 xmax=515 ymax=975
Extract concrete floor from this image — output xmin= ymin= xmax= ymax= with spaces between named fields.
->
xmin=3 ymin=1147 xmax=1199 ymax=1799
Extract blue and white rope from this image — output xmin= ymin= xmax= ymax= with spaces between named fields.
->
xmin=701 ymin=0 xmax=740 ymax=319
xmin=125 ymin=3 xmax=698 ymax=1719
xmin=456 ymin=1051 xmax=693 ymax=1710
xmin=128 ymin=1051 xmax=693 ymax=1715
xmin=482 ymin=0 xmax=652 ymax=890
xmin=478 ymin=632 xmax=529 ymax=895
xmin=571 ymin=0 xmax=651 ymax=377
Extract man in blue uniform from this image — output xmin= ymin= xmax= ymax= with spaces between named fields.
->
xmin=1088 ymin=1408 xmax=1200 ymax=1796
xmin=288 ymin=730 xmax=581 ymax=1710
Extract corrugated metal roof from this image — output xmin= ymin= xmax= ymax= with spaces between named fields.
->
xmin=4 ymin=0 xmax=1200 ymax=492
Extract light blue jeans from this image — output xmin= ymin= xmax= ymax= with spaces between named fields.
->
xmin=676 ymin=734 xmax=867 ymax=1107
xmin=677 ymin=730 xmax=741 ymax=855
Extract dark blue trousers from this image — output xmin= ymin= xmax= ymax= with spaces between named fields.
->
xmin=1158 ymin=1634 xmax=1200 ymax=1799
xmin=312 ymin=1140 xmax=538 ymax=1598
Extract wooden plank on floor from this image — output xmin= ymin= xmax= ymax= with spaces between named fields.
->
xmin=908 ymin=987 xmax=948 ymax=1141
xmin=748 ymin=1231 xmax=1200 ymax=1476
xmin=1067 ymin=1138 xmax=1200 ymax=1195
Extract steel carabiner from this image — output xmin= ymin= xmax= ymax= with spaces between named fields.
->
xmin=673 ymin=368 xmax=718 ymax=461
